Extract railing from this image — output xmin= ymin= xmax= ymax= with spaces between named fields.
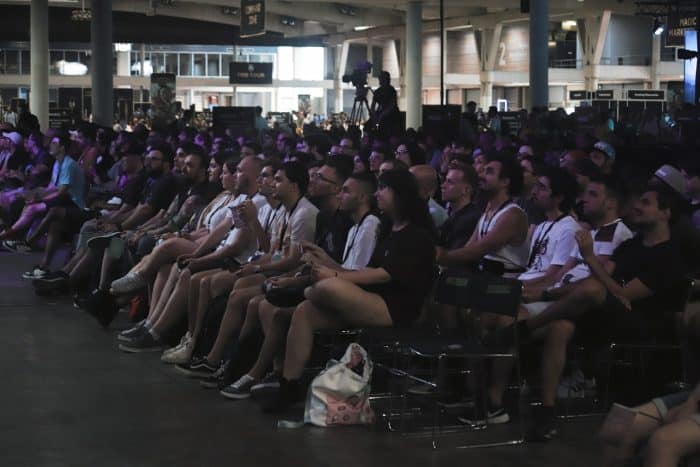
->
xmin=600 ymin=55 xmax=652 ymax=66
xmin=548 ymin=58 xmax=583 ymax=69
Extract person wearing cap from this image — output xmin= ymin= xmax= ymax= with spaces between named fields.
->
xmin=590 ymin=141 xmax=616 ymax=176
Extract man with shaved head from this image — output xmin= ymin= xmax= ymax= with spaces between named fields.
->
xmin=410 ymin=164 xmax=448 ymax=228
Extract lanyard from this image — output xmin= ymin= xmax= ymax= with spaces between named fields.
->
xmin=203 ymin=193 xmax=234 ymax=227
xmin=278 ymin=196 xmax=302 ymax=246
xmin=264 ymin=204 xmax=281 ymax=234
xmin=527 ymin=213 xmax=567 ymax=268
xmin=479 ymin=199 xmax=511 ymax=239
xmin=342 ymin=211 xmax=372 ymax=264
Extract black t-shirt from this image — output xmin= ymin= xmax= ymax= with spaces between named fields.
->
xmin=366 ymin=223 xmax=436 ymax=327
xmin=121 ymin=170 xmax=148 ymax=206
xmin=438 ymin=202 xmax=483 ymax=250
xmin=611 ymin=235 xmax=685 ymax=324
xmin=373 ymin=85 xmax=398 ymax=112
xmin=670 ymin=215 xmax=700 ymax=275
xmin=143 ymin=173 xmax=179 ymax=212
xmin=315 ymin=209 xmax=353 ymax=263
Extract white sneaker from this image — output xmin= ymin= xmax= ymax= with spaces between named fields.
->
xmin=162 ymin=332 xmax=191 ymax=358
xmin=557 ymin=370 xmax=586 ymax=399
xmin=110 ymin=272 xmax=146 ymax=295
xmin=161 ymin=334 xmax=193 ymax=364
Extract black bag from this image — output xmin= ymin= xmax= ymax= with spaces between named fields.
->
xmin=262 ymin=281 xmax=307 ymax=308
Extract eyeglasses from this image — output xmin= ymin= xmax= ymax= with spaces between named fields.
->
xmin=394 ymin=149 xmax=409 ymax=156
xmin=327 ymin=151 xmax=342 ymax=157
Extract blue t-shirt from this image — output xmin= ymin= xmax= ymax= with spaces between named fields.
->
xmin=56 ymin=156 xmax=86 ymax=209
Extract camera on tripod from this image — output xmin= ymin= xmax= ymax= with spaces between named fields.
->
xmin=342 ymin=60 xmax=372 ymax=89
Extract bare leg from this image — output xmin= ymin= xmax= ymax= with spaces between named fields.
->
xmin=190 ymin=269 xmax=227 ymax=338
xmin=187 ymin=269 xmax=220 ymax=335
xmin=645 ymin=419 xmax=700 ymax=467
xmin=0 ymin=202 xmax=46 ymax=239
xmin=541 ymin=320 xmax=576 ymax=407
xmin=27 ymin=206 xmax=64 ymax=245
xmin=206 ymin=286 xmax=263 ymax=364
xmin=148 ymin=264 xmax=181 ymax=323
xmin=149 ymin=264 xmax=172 ymax=313
xmin=248 ymin=301 xmax=294 ymax=380
xmin=133 ymin=237 xmax=195 ymax=279
xmin=150 ymin=269 xmax=192 ymax=335
xmin=63 ymin=246 xmax=87 ymax=274
xmin=283 ymin=278 xmax=391 ymax=380
xmin=39 ymin=220 xmax=65 ymax=269
xmin=527 ymin=278 xmax=606 ymax=331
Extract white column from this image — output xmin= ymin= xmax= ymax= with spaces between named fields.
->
xmin=91 ymin=0 xmax=114 ymax=127
xmin=480 ymin=80 xmax=493 ymax=110
xmin=30 ymin=0 xmax=49 ymax=131
xmin=529 ymin=0 xmax=549 ymax=109
xmin=117 ymin=51 xmax=130 ymax=77
xmin=334 ymin=41 xmax=349 ymax=113
xmin=650 ymin=33 xmax=661 ymax=90
xmin=405 ymin=1 xmax=422 ymax=130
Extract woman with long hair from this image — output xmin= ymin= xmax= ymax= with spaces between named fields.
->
xmin=266 ymin=168 xmax=436 ymax=411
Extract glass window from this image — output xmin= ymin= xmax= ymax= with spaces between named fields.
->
xmin=50 ymin=50 xmax=64 ymax=75
xmin=193 ymin=53 xmax=205 ymax=76
xmin=64 ymin=51 xmax=79 ymax=63
xmin=5 ymin=50 xmax=19 ymax=74
xmin=130 ymin=51 xmax=141 ymax=76
xmin=179 ymin=53 xmax=192 ymax=76
xmin=222 ymin=54 xmax=233 ymax=76
xmin=151 ymin=52 xmax=165 ymax=74
xmin=207 ymin=54 xmax=220 ymax=76
xmin=20 ymin=51 xmax=30 ymax=74
xmin=165 ymin=53 xmax=178 ymax=74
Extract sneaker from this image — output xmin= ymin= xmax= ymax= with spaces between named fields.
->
xmin=175 ymin=356 xmax=218 ymax=378
xmin=118 ymin=330 xmax=162 ymax=353
xmin=22 ymin=265 xmax=49 ymax=280
xmin=200 ymin=364 xmax=228 ymax=389
xmin=110 ymin=271 xmax=146 ymax=295
xmin=457 ymin=406 xmax=511 ymax=426
xmin=220 ymin=374 xmax=256 ymax=399
xmin=117 ymin=321 xmax=147 ymax=342
xmin=407 ymin=381 xmax=437 ymax=395
xmin=261 ymin=378 xmax=305 ymax=413
xmin=251 ymin=371 xmax=281 ymax=393
xmin=87 ymin=231 xmax=120 ymax=249
xmin=161 ymin=333 xmax=193 ymax=365
xmin=3 ymin=240 xmax=32 ymax=253
xmin=528 ymin=406 xmax=557 ymax=442
xmin=35 ymin=270 xmax=69 ymax=282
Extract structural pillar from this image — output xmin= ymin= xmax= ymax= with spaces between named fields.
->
xmin=91 ymin=0 xmax=113 ymax=126
xmin=405 ymin=1 xmax=422 ymax=130
xmin=528 ymin=0 xmax=548 ymax=109
xmin=30 ymin=0 xmax=49 ymax=131
xmin=650 ymin=33 xmax=661 ymax=90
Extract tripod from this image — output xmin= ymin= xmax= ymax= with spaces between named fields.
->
xmin=348 ymin=86 xmax=372 ymax=127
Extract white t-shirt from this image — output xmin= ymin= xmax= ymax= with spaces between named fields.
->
xmin=518 ymin=215 xmax=580 ymax=282
xmin=255 ymin=201 xmax=286 ymax=254
xmin=200 ymin=192 xmax=238 ymax=231
xmin=218 ymin=193 xmax=268 ymax=263
xmin=272 ymin=196 xmax=318 ymax=255
xmin=555 ymin=218 xmax=633 ymax=286
xmin=341 ymin=213 xmax=381 ymax=270
xmin=429 ymin=198 xmax=448 ymax=228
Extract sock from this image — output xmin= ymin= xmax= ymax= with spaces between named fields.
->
xmin=144 ymin=319 xmax=152 ymax=329
xmin=149 ymin=328 xmax=160 ymax=340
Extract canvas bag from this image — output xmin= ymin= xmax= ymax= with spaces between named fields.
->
xmin=304 ymin=343 xmax=375 ymax=427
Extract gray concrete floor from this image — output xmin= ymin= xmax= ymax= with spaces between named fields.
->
xmin=1 ymin=252 xmax=604 ymax=467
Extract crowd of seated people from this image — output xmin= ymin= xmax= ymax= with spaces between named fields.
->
xmin=2 ymin=104 xmax=700 ymax=464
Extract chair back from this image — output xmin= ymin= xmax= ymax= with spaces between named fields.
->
xmin=435 ymin=270 xmax=522 ymax=318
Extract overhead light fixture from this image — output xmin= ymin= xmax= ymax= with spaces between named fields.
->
xmin=561 ymin=20 xmax=577 ymax=31
xmin=653 ymin=17 xmax=664 ymax=36
xmin=70 ymin=0 xmax=90 ymax=21
xmin=354 ymin=26 xmax=373 ymax=31
xmin=56 ymin=60 xmax=88 ymax=76
xmin=114 ymin=43 xmax=132 ymax=52
xmin=222 ymin=6 xmax=239 ymax=15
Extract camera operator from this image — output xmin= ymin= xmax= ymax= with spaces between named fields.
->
xmin=370 ymin=71 xmax=400 ymax=138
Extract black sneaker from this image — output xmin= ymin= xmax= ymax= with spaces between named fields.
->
xmin=32 ymin=276 xmax=71 ymax=296
xmin=250 ymin=371 xmax=281 ymax=393
xmin=117 ymin=321 xmax=147 ymax=342
xmin=220 ymin=374 xmax=257 ymax=399
xmin=199 ymin=363 xmax=228 ymax=389
xmin=458 ymin=406 xmax=511 ymax=426
xmin=175 ymin=356 xmax=218 ymax=378
xmin=118 ymin=330 xmax=162 ymax=353
xmin=528 ymin=405 xmax=557 ymax=442
xmin=22 ymin=265 xmax=49 ymax=280
xmin=35 ymin=270 xmax=69 ymax=282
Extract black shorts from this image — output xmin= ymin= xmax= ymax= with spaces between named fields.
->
xmin=44 ymin=196 xmax=91 ymax=235
xmin=572 ymin=292 xmax=670 ymax=344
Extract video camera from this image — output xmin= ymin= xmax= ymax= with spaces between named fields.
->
xmin=342 ymin=60 xmax=372 ymax=89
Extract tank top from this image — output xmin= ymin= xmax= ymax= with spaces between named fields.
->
xmin=476 ymin=201 xmax=527 ymax=272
